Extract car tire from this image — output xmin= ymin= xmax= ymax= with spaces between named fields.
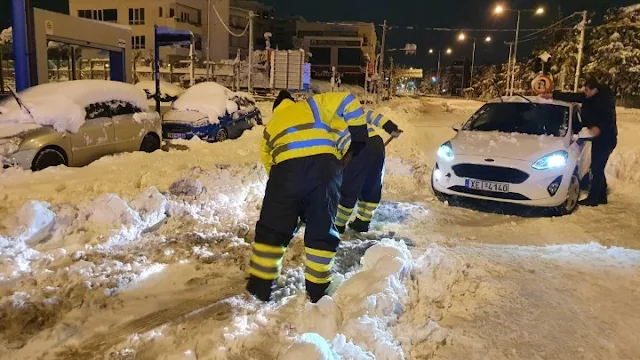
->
xmin=31 ymin=148 xmax=67 ymax=171
xmin=140 ymin=133 xmax=161 ymax=153
xmin=214 ymin=128 xmax=228 ymax=142
xmin=556 ymin=174 xmax=580 ymax=215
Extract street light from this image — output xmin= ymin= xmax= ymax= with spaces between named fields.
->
xmin=458 ymin=33 xmax=466 ymax=41
xmin=494 ymin=4 xmax=545 ymax=95
xmin=429 ymin=48 xmax=453 ymax=93
xmin=457 ymin=35 xmax=492 ymax=88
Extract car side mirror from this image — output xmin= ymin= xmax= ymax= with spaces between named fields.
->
xmin=577 ymin=127 xmax=595 ymax=141
xmin=452 ymin=124 xmax=462 ymax=132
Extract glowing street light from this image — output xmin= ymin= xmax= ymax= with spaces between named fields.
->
xmin=429 ymin=48 xmax=434 ymax=54
xmin=446 ymin=48 xmax=452 ymax=54
xmin=429 ymin=48 xmax=453 ymax=93
xmin=493 ymin=4 xmax=545 ymax=95
xmin=458 ymin=33 xmax=466 ymax=41
xmin=485 ymin=36 xmax=492 ymax=42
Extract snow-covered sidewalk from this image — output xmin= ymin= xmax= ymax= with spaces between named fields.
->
xmin=2 ymin=97 xmax=640 ymax=359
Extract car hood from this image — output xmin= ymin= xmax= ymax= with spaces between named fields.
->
xmin=451 ymin=131 xmax=567 ymax=162
xmin=163 ymin=109 xmax=211 ymax=126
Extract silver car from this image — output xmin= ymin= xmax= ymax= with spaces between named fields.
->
xmin=0 ymin=80 xmax=162 ymax=171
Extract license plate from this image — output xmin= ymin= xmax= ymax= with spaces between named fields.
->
xmin=168 ymin=133 xmax=187 ymax=139
xmin=465 ymin=179 xmax=510 ymax=193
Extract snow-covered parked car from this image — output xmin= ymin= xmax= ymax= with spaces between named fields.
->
xmin=432 ymin=96 xmax=594 ymax=215
xmin=162 ymin=82 xmax=262 ymax=142
xmin=0 ymin=80 xmax=162 ymax=171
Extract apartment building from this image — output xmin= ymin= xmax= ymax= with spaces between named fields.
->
xmin=228 ymin=0 xmax=297 ymax=59
xmin=68 ymin=0 xmax=230 ymax=63
xmin=295 ymin=21 xmax=377 ymax=81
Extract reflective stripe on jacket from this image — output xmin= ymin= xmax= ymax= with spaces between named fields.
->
xmin=335 ymin=110 xmax=396 ymax=155
xmin=261 ymin=93 xmax=367 ymax=173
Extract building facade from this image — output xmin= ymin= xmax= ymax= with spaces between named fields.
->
xmin=68 ymin=0 xmax=230 ymax=63
xmin=295 ymin=21 xmax=377 ymax=81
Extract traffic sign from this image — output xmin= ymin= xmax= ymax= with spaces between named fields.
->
xmin=531 ymin=74 xmax=553 ymax=95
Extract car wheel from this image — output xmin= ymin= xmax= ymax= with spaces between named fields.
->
xmin=215 ymin=128 xmax=228 ymax=142
xmin=31 ymin=148 xmax=67 ymax=171
xmin=557 ymin=174 xmax=580 ymax=215
xmin=140 ymin=133 xmax=161 ymax=153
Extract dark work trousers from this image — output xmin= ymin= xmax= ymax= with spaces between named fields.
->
xmin=340 ymin=135 xmax=386 ymax=212
xmin=249 ymin=154 xmax=342 ymax=302
xmin=589 ymin=141 xmax=616 ymax=202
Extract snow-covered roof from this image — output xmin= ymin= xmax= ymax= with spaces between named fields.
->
xmin=488 ymin=96 xmax=573 ymax=108
xmin=0 ymin=80 xmax=149 ymax=135
xmin=171 ymin=82 xmax=255 ymax=121
xmin=135 ymin=80 xmax=185 ymax=98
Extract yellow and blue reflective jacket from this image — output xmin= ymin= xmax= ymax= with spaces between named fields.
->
xmin=261 ymin=92 xmax=367 ymax=173
xmin=335 ymin=109 xmax=398 ymax=156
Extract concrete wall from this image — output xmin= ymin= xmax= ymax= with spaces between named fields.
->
xmin=33 ymin=8 xmax=133 ymax=84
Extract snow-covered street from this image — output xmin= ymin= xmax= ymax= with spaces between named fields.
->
xmin=2 ymin=97 xmax=640 ymax=360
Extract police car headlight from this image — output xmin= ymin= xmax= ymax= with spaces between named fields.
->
xmin=437 ymin=141 xmax=455 ymax=162
xmin=532 ymin=150 xmax=568 ymax=170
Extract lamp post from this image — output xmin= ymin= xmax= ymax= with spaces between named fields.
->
xmin=457 ymin=33 xmax=491 ymax=89
xmin=429 ymin=48 xmax=452 ymax=93
xmin=494 ymin=4 xmax=544 ymax=95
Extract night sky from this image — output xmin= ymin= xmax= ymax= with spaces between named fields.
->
xmin=1 ymin=0 xmax=637 ymax=69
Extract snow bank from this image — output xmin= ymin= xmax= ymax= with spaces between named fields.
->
xmin=215 ymin=240 xmax=469 ymax=359
xmin=171 ymin=82 xmax=256 ymax=124
xmin=0 ymin=80 xmax=150 ymax=134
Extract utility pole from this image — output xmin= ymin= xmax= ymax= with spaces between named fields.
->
xmin=377 ymin=20 xmax=387 ymax=104
xmin=470 ymin=38 xmax=476 ymax=88
xmin=390 ymin=57 xmax=395 ymax=98
xmin=505 ymin=42 xmax=513 ymax=95
xmin=206 ymin=0 xmax=211 ymax=81
xmin=509 ymin=10 xmax=521 ymax=96
xmin=436 ymin=50 xmax=441 ymax=93
xmin=574 ymin=10 xmax=587 ymax=92
xmin=248 ymin=11 xmax=254 ymax=93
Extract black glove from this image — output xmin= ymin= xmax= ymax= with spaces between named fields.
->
xmin=348 ymin=141 xmax=366 ymax=157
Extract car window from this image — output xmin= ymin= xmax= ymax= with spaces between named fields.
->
xmin=85 ymin=102 xmax=112 ymax=120
xmin=109 ymin=100 xmax=143 ymax=116
xmin=463 ymin=102 xmax=569 ymax=137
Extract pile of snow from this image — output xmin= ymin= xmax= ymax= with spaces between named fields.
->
xmin=170 ymin=82 xmax=257 ymax=124
xmin=135 ymin=80 xmax=185 ymax=101
xmin=0 ymin=80 xmax=150 ymax=134
xmin=217 ymin=240 xmax=470 ymax=359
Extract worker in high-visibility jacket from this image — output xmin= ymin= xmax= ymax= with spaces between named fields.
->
xmin=334 ymin=109 xmax=402 ymax=234
xmin=247 ymin=90 xmax=368 ymax=303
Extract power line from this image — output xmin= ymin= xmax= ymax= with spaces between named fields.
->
xmin=518 ymin=13 xmax=582 ymax=41
xmin=212 ymin=1 xmax=250 ymax=37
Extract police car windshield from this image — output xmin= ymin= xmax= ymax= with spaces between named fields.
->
xmin=463 ymin=102 xmax=569 ymax=137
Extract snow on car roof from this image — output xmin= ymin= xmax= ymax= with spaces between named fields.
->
xmin=171 ymin=82 xmax=254 ymax=121
xmin=135 ymin=80 xmax=185 ymax=98
xmin=0 ymin=80 xmax=149 ymax=135
xmin=488 ymin=96 xmax=573 ymax=108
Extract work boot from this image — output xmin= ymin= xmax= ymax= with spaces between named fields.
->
xmin=579 ymin=198 xmax=600 ymax=207
xmin=306 ymin=280 xmax=330 ymax=303
xmin=246 ymin=275 xmax=274 ymax=302
xmin=336 ymin=224 xmax=346 ymax=234
xmin=348 ymin=218 xmax=370 ymax=233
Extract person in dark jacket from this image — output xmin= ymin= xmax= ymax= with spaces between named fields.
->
xmin=544 ymin=78 xmax=618 ymax=206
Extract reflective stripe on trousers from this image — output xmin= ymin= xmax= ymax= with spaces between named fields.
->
xmin=248 ymin=242 xmax=286 ymax=280
xmin=356 ymin=200 xmax=378 ymax=222
xmin=335 ymin=204 xmax=353 ymax=227
xmin=305 ymin=247 xmax=336 ymax=284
